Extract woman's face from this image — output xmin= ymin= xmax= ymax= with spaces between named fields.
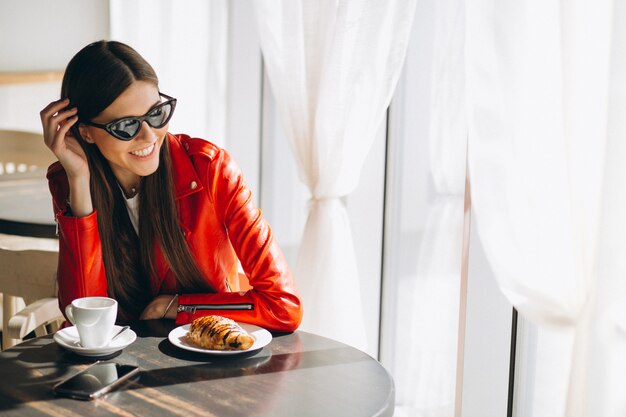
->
xmin=79 ymin=81 xmax=168 ymax=190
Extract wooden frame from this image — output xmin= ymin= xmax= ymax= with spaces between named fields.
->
xmin=0 ymin=71 xmax=63 ymax=85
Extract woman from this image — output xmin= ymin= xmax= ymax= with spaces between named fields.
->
xmin=40 ymin=40 xmax=302 ymax=332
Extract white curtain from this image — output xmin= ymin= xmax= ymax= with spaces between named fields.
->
xmin=251 ymin=0 xmax=416 ymax=350
xmin=388 ymin=0 xmax=467 ymax=415
xmin=109 ymin=0 xmax=228 ymax=144
xmin=465 ymin=0 xmax=626 ymax=415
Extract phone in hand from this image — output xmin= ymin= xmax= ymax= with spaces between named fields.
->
xmin=53 ymin=361 xmax=139 ymax=400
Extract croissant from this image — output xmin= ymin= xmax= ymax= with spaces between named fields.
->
xmin=187 ymin=315 xmax=255 ymax=350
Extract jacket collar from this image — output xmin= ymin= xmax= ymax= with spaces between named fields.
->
xmin=167 ymin=133 xmax=204 ymax=200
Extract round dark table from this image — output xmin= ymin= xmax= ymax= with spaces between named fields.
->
xmin=0 ymin=320 xmax=395 ymax=416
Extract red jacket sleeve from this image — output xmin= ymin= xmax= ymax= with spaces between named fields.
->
xmin=176 ymin=146 xmax=303 ymax=332
xmin=47 ymin=163 xmax=108 ymax=318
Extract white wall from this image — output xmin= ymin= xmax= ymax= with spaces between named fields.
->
xmin=0 ymin=0 xmax=109 ymax=72
xmin=0 ymin=0 xmax=109 ymax=133
xmin=0 ymin=82 xmax=59 ymax=132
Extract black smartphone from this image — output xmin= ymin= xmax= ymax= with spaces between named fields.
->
xmin=53 ymin=361 xmax=139 ymax=400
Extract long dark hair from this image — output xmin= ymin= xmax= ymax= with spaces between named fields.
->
xmin=61 ymin=40 xmax=212 ymax=318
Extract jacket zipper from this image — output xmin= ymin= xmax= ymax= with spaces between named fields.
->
xmin=177 ymin=303 xmax=254 ymax=314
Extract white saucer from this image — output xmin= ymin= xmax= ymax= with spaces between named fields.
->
xmin=53 ymin=325 xmax=137 ymax=357
xmin=168 ymin=322 xmax=272 ymax=355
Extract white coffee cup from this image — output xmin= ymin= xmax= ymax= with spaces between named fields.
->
xmin=65 ymin=297 xmax=118 ymax=348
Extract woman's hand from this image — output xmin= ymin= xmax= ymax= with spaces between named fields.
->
xmin=140 ymin=294 xmax=178 ymax=320
xmin=40 ymin=98 xmax=89 ymax=179
xmin=41 ymin=98 xmax=94 ymax=217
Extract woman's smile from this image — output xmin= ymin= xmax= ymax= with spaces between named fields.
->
xmin=129 ymin=142 xmax=156 ymax=158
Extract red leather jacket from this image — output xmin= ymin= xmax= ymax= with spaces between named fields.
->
xmin=47 ymin=133 xmax=302 ymax=332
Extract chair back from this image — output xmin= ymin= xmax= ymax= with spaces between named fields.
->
xmin=0 ymin=129 xmax=56 ymax=178
xmin=0 ymin=234 xmax=60 ymax=350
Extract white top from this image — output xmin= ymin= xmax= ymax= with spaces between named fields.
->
xmin=117 ymin=182 xmax=139 ymax=235
xmin=124 ymin=193 xmax=140 ymax=235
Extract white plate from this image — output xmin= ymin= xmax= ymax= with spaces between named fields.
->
xmin=168 ymin=322 xmax=272 ymax=355
xmin=53 ymin=325 xmax=137 ymax=357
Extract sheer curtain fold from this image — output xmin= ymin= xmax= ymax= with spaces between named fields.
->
xmin=465 ymin=0 xmax=623 ymax=415
xmin=466 ymin=0 xmax=603 ymax=326
xmin=252 ymin=0 xmax=416 ymax=349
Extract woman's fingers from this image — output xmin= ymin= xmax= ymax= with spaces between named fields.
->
xmin=47 ymin=107 xmax=78 ymax=133
xmin=40 ymin=99 xmax=77 ymax=128
xmin=139 ymin=295 xmax=172 ymax=320
xmin=46 ymin=116 xmax=76 ymax=154
xmin=55 ymin=115 xmax=78 ymax=141
xmin=40 ymin=99 xmax=79 ymax=150
xmin=40 ymin=98 xmax=90 ymax=179
xmin=39 ymin=98 xmax=68 ymax=119
xmin=40 ymin=98 xmax=71 ymax=128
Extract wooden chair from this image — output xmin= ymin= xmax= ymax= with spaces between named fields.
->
xmin=0 ymin=129 xmax=56 ymax=178
xmin=0 ymin=234 xmax=61 ymax=350
xmin=0 ymin=130 xmax=60 ymax=349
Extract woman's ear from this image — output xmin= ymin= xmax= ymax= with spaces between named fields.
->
xmin=78 ymin=124 xmax=94 ymax=143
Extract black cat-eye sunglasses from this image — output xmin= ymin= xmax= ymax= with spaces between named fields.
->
xmin=81 ymin=93 xmax=176 ymax=141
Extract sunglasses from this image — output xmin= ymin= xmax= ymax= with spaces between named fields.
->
xmin=81 ymin=93 xmax=177 ymax=141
